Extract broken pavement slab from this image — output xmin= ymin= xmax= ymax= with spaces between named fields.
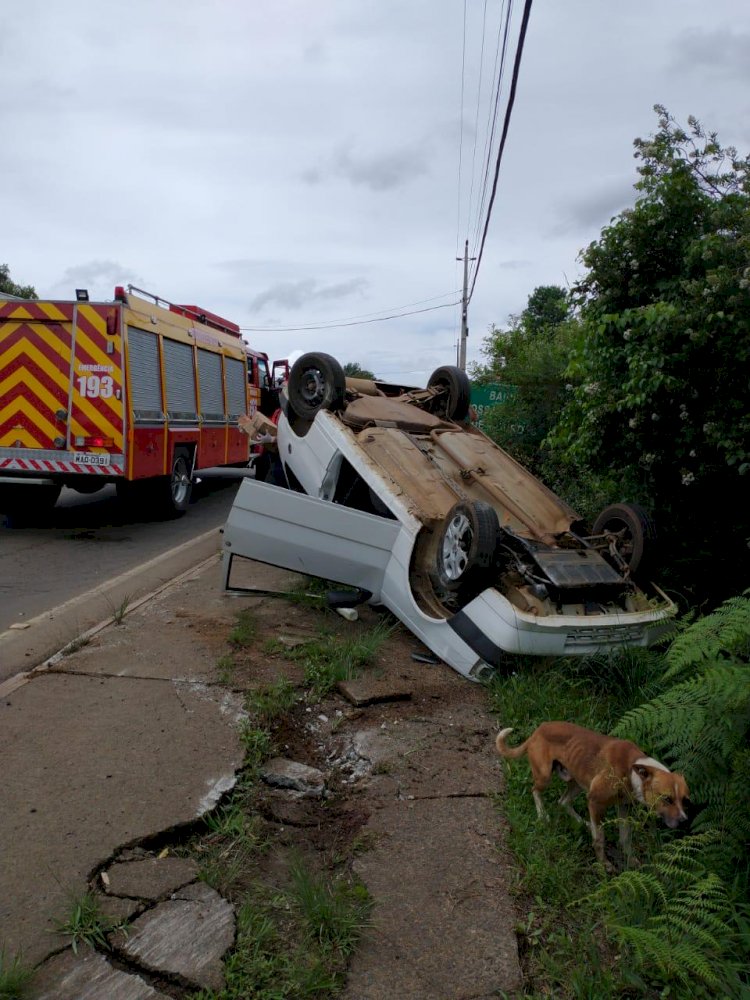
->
xmin=102 ymin=856 xmax=199 ymax=900
xmin=338 ymin=675 xmax=413 ymax=707
xmin=0 ymin=666 xmax=244 ymax=967
xmin=261 ymin=757 xmax=326 ymax=798
xmin=32 ymin=946 xmax=170 ymax=1000
xmin=111 ymin=882 xmax=235 ymax=993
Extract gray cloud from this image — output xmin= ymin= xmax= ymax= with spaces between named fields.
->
xmin=671 ymin=28 xmax=750 ymax=81
xmin=550 ymin=179 xmax=635 ymax=236
xmin=250 ymin=277 xmax=369 ymax=312
xmin=56 ymin=260 xmax=140 ymax=293
xmin=498 ymin=259 xmax=532 ymax=270
xmin=303 ymin=144 xmax=431 ymax=192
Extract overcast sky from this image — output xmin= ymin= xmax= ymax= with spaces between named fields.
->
xmin=2 ymin=0 xmax=749 ymax=382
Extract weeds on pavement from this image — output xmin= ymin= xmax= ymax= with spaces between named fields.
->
xmin=289 ymin=854 xmax=371 ymax=955
xmin=216 ymin=654 xmax=235 ymax=685
xmin=246 ymin=678 xmax=297 ymax=724
xmin=229 ymin=610 xmax=257 ymax=648
xmin=285 ymin=619 xmax=395 ymax=699
xmin=108 ymin=594 xmax=131 ymax=626
xmin=54 ymin=892 xmax=123 ymax=954
xmin=0 ymin=949 xmax=33 ymax=1000
xmin=189 ymin=858 xmax=371 ymax=1000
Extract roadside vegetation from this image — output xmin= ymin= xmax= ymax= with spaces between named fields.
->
xmin=475 ymin=112 xmax=749 ymax=993
xmin=178 ymin=603 xmax=378 ymax=999
xmin=489 ymin=595 xmax=750 ymax=998
xmin=472 ymin=107 xmax=750 ymax=603
xmin=54 ymin=892 xmax=125 ymax=955
xmin=0 ymin=950 xmax=33 ymax=1000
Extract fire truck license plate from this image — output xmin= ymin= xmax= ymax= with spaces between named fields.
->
xmin=74 ymin=453 xmax=109 ymax=466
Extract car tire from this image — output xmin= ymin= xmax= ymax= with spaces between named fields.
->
xmin=427 ymin=365 xmax=471 ymax=422
xmin=287 ymin=352 xmax=346 ymax=420
xmin=592 ymin=502 xmax=654 ymax=575
xmin=432 ymin=500 xmax=499 ymax=594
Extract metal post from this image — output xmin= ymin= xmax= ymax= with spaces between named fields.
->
xmin=457 ymin=240 xmax=475 ymax=371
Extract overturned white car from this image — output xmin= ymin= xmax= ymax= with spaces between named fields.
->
xmin=222 ymin=353 xmax=676 ymax=680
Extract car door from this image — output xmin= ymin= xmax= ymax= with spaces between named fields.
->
xmin=222 ymin=479 xmax=402 ymax=598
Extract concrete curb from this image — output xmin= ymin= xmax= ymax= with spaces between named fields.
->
xmin=0 ymin=528 xmax=223 ymax=686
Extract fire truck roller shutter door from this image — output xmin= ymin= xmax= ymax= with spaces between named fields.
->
xmin=127 ymin=327 xmax=164 ymax=423
xmin=163 ymin=340 xmax=198 ymax=424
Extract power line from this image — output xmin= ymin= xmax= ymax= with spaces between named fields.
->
xmin=468 ymin=0 xmax=533 ymax=303
xmin=454 ymin=0 xmax=469 ymax=264
xmin=470 ymin=0 xmax=514 ymax=258
xmin=465 ymin=0 xmax=490 ymax=241
xmin=240 ymin=298 xmax=461 ymax=333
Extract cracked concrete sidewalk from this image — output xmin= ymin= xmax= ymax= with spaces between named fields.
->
xmin=0 ymin=554 xmax=522 ymax=998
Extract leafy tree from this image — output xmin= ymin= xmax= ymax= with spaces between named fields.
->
xmin=0 ymin=264 xmax=36 ymax=299
xmin=470 ymin=286 xmax=581 ymax=477
xmin=548 ymin=108 xmax=750 ymax=596
xmin=342 ymin=361 xmax=376 ymax=379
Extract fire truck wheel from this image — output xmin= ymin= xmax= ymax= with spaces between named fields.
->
xmin=163 ymin=453 xmax=193 ymax=516
xmin=287 ymin=352 xmax=346 ymax=420
xmin=0 ymin=483 xmax=62 ymax=525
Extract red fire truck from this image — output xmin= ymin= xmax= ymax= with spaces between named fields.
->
xmin=0 ymin=285 xmax=287 ymax=520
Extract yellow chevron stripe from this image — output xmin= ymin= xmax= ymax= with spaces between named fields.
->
xmin=74 ymin=325 xmax=120 ymax=372
xmin=0 ymin=396 xmax=58 ymax=442
xmin=0 ymin=426 xmax=44 ymax=448
xmin=78 ymin=304 xmax=106 ymax=331
xmin=39 ymin=302 xmax=71 ymax=322
xmin=2 ymin=305 xmax=33 ymax=320
xmin=0 ymin=340 xmax=70 ymax=394
xmin=0 ymin=323 xmax=72 ymax=366
xmin=0 ymin=367 xmax=63 ymax=418
xmin=72 ymin=397 xmax=123 ymax=445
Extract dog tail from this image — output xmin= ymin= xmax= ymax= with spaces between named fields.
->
xmin=496 ymin=727 xmax=529 ymax=759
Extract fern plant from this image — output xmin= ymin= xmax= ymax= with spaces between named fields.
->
xmin=614 ymin=596 xmax=750 ymax=860
xmin=582 ymin=833 xmax=747 ymax=997
xmin=604 ymin=595 xmax=750 ymax=996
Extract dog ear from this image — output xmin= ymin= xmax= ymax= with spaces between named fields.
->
xmin=633 ymin=764 xmax=651 ymax=781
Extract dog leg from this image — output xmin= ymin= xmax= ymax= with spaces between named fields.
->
xmin=558 ymin=782 xmax=585 ymax=824
xmin=617 ymin=802 xmax=636 ymax=867
xmin=532 ymin=789 xmax=548 ymax=820
xmin=587 ymin=801 xmax=610 ymax=869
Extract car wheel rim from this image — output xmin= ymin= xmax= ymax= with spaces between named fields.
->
xmin=301 ymin=368 xmax=325 ymax=407
xmin=442 ymin=512 xmax=472 ymax=580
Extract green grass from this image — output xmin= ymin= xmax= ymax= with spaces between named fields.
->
xmin=246 ymin=679 xmax=298 ymax=724
xmin=189 ymin=859 xmax=371 ymax=1000
xmin=281 ymin=575 xmax=341 ymax=610
xmin=239 ymin=724 xmax=273 ymax=775
xmin=285 ymin=620 xmax=395 ymax=699
xmin=195 ymin=806 xmax=269 ymax=897
xmin=229 ymin=610 xmax=258 ymax=648
xmin=108 ymin=593 xmax=131 ymax=626
xmin=0 ymin=950 xmax=33 ymax=1000
xmin=216 ymin=655 xmax=235 ymax=685
xmin=53 ymin=892 xmax=123 ymax=954
xmin=289 ymin=855 xmax=371 ymax=956
xmin=485 ymin=650 xmax=675 ymax=998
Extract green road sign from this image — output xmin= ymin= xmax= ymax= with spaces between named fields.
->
xmin=470 ymin=383 xmax=517 ymax=428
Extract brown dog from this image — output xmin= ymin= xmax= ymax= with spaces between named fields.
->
xmin=496 ymin=722 xmax=689 ymax=866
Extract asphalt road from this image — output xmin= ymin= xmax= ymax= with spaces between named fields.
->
xmin=0 ymin=479 xmax=240 ymax=633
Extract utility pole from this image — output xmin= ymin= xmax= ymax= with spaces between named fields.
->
xmin=457 ymin=240 xmax=476 ymax=371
